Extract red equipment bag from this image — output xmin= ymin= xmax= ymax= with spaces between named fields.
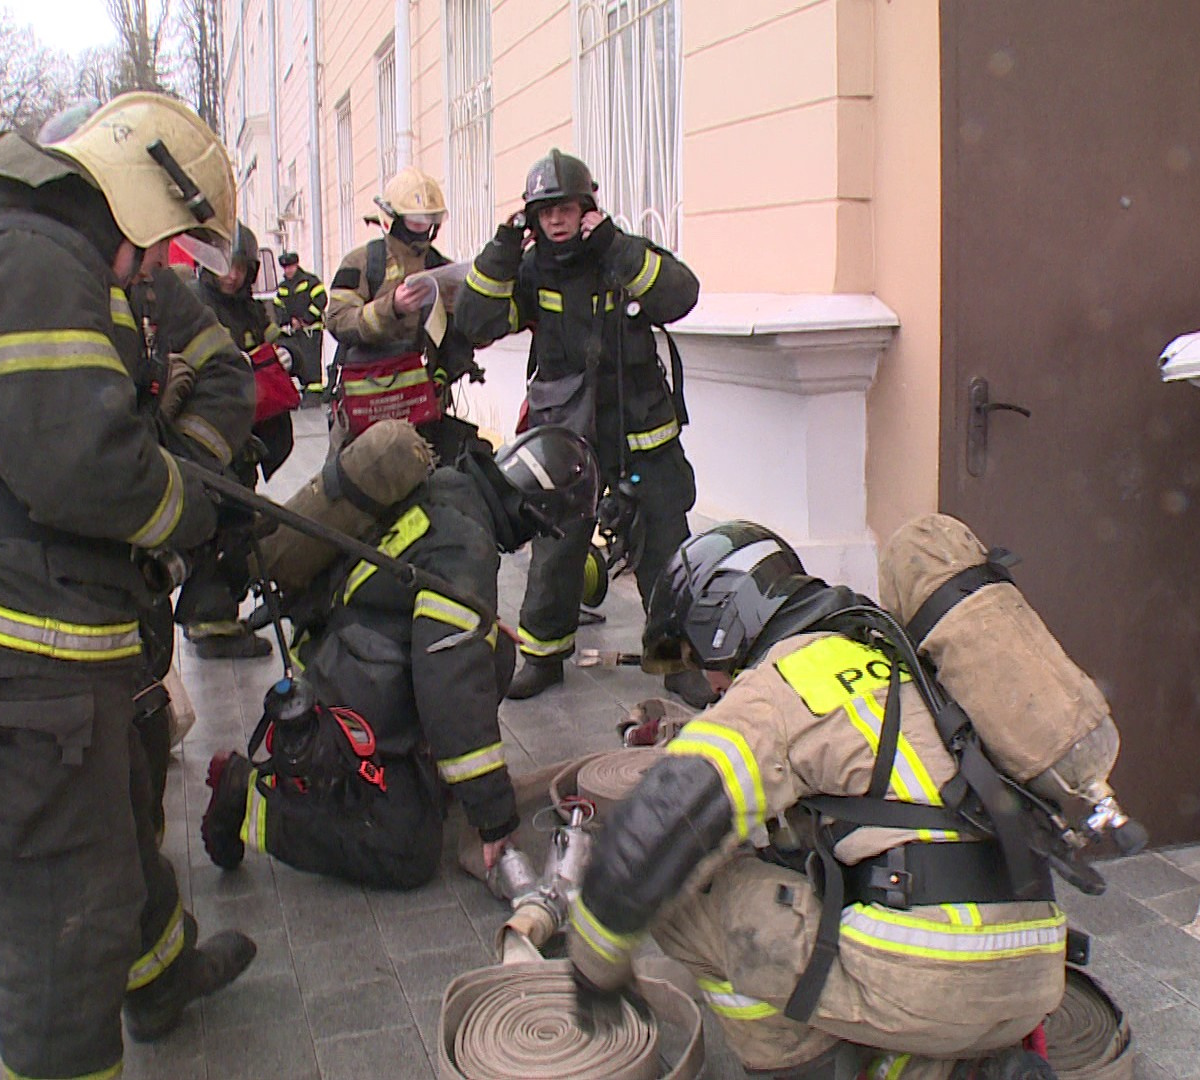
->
xmin=250 ymin=342 xmax=301 ymax=424
xmin=336 ymin=352 xmax=441 ymax=439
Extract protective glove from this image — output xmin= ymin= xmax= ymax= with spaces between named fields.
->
xmin=159 ymin=354 xmax=196 ymax=421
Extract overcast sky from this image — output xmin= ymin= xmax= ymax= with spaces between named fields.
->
xmin=6 ymin=0 xmax=118 ymax=56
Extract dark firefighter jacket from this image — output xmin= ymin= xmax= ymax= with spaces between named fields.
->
xmin=327 ymin=233 xmax=479 ymax=391
xmin=456 ymin=222 xmax=699 ymax=454
xmin=0 ymin=135 xmax=255 ymax=678
xmin=273 ymin=267 xmax=327 ymax=328
xmin=297 ymin=467 xmax=517 ymax=841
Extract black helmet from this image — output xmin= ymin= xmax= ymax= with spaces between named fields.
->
xmin=231 ymin=221 xmax=259 ymax=273
xmin=279 ymin=250 xmax=299 ymax=267
xmin=643 ymin=521 xmax=822 ymax=675
xmin=522 ymin=149 xmax=598 ymax=214
xmin=494 ymin=425 xmax=600 ymax=536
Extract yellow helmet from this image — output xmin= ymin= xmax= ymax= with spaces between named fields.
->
xmin=41 ymin=92 xmax=235 ymax=273
xmin=374 ymin=166 xmax=447 ymax=223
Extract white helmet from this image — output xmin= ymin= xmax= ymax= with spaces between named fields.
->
xmin=40 ymin=93 xmax=236 ymax=274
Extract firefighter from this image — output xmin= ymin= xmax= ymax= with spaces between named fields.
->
xmin=326 ymin=165 xmax=483 ymax=462
xmin=0 ymin=93 xmax=258 ymax=1080
xmin=177 ymin=221 xmax=290 ymax=660
xmin=274 ymin=249 xmax=327 ymax=397
xmin=200 ymin=425 xmax=600 ymax=887
xmin=456 ymin=148 xmax=715 ymax=708
xmin=567 ymin=522 xmax=1063 ymax=1080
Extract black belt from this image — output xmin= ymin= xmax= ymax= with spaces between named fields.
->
xmin=843 ymin=839 xmax=1054 ymax=911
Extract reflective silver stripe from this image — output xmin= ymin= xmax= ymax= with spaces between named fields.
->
xmin=840 ymin=904 xmax=1067 ymax=961
xmin=626 ymin=418 xmax=680 ymax=452
xmin=569 ymin=897 xmax=639 ymax=963
xmin=180 ymin=323 xmax=230 ymax=372
xmin=517 ymin=626 xmax=574 ymax=657
xmin=0 ymin=605 xmax=140 ymax=662
xmin=127 ymin=902 xmax=185 ymax=990
xmin=538 ymin=288 xmax=563 ymax=312
xmin=414 ymin=589 xmax=481 ymax=633
xmin=0 ymin=329 xmax=126 ymax=378
xmin=466 ymin=264 xmax=514 ymax=299
xmin=240 ymin=768 xmax=269 ymax=853
xmin=667 ymin=719 xmax=766 ymax=841
xmin=176 ymin=413 xmax=233 ymax=465
xmin=438 ymin=741 xmax=506 ymax=784
xmin=110 ymin=287 xmax=136 ymax=330
xmin=343 ymin=367 xmax=429 ymax=394
xmin=515 ymin=445 xmax=554 ymax=490
xmin=127 ymin=448 xmax=184 ymax=549
xmin=696 ymin=978 xmax=779 ymax=1020
xmin=627 ymin=249 xmax=662 ymax=297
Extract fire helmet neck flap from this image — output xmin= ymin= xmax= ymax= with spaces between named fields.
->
xmin=643 ymin=521 xmax=830 ymax=675
xmin=39 ymin=92 xmax=236 ymax=274
xmin=493 ymin=425 xmax=600 ymax=539
xmin=522 ymin=149 xmax=598 ymax=216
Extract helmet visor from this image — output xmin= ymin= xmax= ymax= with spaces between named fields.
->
xmin=401 ymin=212 xmax=444 ymax=231
xmin=173 ymin=231 xmax=231 ymax=276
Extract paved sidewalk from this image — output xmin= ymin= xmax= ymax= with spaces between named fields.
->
xmin=123 ymin=411 xmax=1199 ymax=1078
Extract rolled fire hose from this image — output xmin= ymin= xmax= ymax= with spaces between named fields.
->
xmin=1043 ymin=967 xmax=1134 ymax=1079
xmin=550 ymin=748 xmax=667 ymax=820
xmin=438 ymin=960 xmax=704 ymax=1080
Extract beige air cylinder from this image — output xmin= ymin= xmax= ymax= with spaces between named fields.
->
xmin=258 ymin=419 xmax=433 ymax=596
xmin=878 ymin=513 xmax=1120 ymax=807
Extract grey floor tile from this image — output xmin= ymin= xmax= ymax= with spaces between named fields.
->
xmin=202 ymin=970 xmax=306 ymax=1031
xmin=1097 ymin=853 xmax=1200 ymax=900
xmin=292 ymin=933 xmax=399 ymax=996
xmin=313 ymin=1026 xmax=433 ymax=1080
xmin=203 ymin=1018 xmax=319 ymax=1080
xmin=1058 ymin=885 xmax=1160 ymax=937
xmin=392 ymin=943 xmax=492 ymax=1003
xmin=122 ymin=1007 xmax=205 ymax=1077
xmin=1143 ymin=884 xmax=1200 ymax=926
xmin=303 ymin=976 xmax=414 ymax=1042
xmin=379 ymin=904 xmax=481 ymax=960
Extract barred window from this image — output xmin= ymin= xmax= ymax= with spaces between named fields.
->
xmin=336 ymin=96 xmax=354 ymax=251
xmin=377 ymin=44 xmax=398 ymax=187
xmin=445 ymin=0 xmax=494 ymax=260
xmin=575 ymin=0 xmax=682 ymax=250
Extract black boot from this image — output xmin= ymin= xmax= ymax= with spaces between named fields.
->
xmin=663 ymin=668 xmax=719 ymax=708
xmin=951 ymin=1049 xmax=1058 ymax=1080
xmin=505 ymin=659 xmax=564 ymax=700
xmin=201 ymin=752 xmax=251 ymax=870
xmin=124 ymin=922 xmax=257 ymax=1042
xmin=186 ymin=622 xmax=272 ymax=660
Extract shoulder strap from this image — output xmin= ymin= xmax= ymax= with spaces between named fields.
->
xmin=905 ymin=555 xmax=1015 ymax=646
xmin=659 ymin=326 xmax=689 ymax=426
xmin=366 ymin=237 xmax=387 ymax=298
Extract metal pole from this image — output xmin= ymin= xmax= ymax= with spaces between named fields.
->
xmin=394 ymin=0 xmax=413 ymax=167
xmin=266 ymin=0 xmax=282 ymax=246
xmin=306 ymin=0 xmax=325 ymax=275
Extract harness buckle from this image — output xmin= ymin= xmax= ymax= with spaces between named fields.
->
xmin=866 ymin=848 xmax=913 ymax=909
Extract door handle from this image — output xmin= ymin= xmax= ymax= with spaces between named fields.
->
xmin=967 ymin=377 xmax=1031 ymax=477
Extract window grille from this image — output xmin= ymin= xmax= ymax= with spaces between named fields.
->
xmin=336 ymin=96 xmax=354 ymax=251
xmin=445 ymin=0 xmax=494 ymax=260
xmin=377 ymin=45 xmax=398 ymax=187
xmin=575 ymin=0 xmax=681 ymax=251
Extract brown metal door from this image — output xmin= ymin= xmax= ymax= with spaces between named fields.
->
xmin=941 ymin=2 xmax=1200 ymax=844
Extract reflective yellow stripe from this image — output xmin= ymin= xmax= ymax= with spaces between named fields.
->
xmin=943 ymin=903 xmax=983 ymax=926
xmin=627 ymin=249 xmax=662 ymax=297
xmin=296 ymin=279 xmax=309 ymax=292
xmin=507 ymin=300 xmax=520 ymax=332
xmin=537 ymin=289 xmax=563 ymax=312
xmin=0 ymin=604 xmax=140 ymax=662
xmin=517 ymin=625 xmax=574 ymax=658
xmin=840 ymin=903 xmax=1067 ymax=962
xmin=126 ymin=448 xmax=184 ymax=548
xmin=342 ymin=367 xmax=429 ymax=394
xmin=626 ymin=418 xmax=680 ymax=452
xmin=343 ymin=505 xmax=431 ymax=604
xmin=240 ymin=767 xmax=271 ymax=853
xmin=569 ymin=897 xmax=639 ymax=963
xmin=330 ymin=288 xmax=363 ymax=306
xmin=110 ymin=286 xmax=135 ymax=331
xmin=308 ymin=305 xmax=324 ymax=320
xmin=176 ymin=413 xmax=233 ymax=465
xmin=466 ymin=264 xmax=515 ymax=299
xmin=414 ymin=589 xmax=481 ymax=633
xmin=310 ymin=283 xmax=327 ymax=299
xmin=438 ymin=741 xmax=506 ymax=784
xmin=696 ymin=977 xmax=779 ymax=1020
xmin=667 ymin=719 xmax=766 ymax=841
xmin=362 ymin=298 xmax=386 ymax=336
xmin=0 ymin=329 xmax=126 ymax=378
xmin=592 ymin=291 xmax=615 ymax=314
xmin=385 ymin=264 xmax=404 ymax=283
xmin=179 ymin=323 xmax=229 ymax=372
xmin=126 ymin=901 xmax=185 ymax=990
xmin=4 ymin=1058 xmax=123 ymax=1080
xmin=866 ymin=1053 xmax=913 ymax=1080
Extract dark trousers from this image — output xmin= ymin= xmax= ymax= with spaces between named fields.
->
xmin=261 ymin=753 xmax=444 ymax=890
xmin=519 ymin=436 xmax=696 ymax=660
xmin=288 ymin=327 xmax=324 ymax=387
xmin=0 ymin=673 xmax=183 ymax=1079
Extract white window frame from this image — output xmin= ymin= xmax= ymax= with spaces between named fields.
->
xmin=574 ymin=0 xmax=683 ymax=251
xmin=335 ymin=95 xmax=354 ymax=252
xmin=442 ymin=0 xmax=494 ymax=261
xmin=377 ymin=40 xmax=398 ymax=190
